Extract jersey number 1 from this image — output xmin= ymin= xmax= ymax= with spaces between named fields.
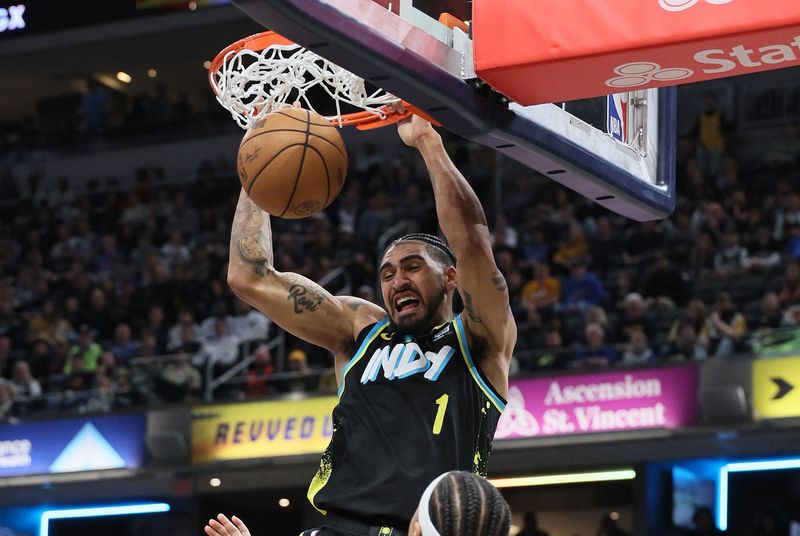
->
xmin=432 ymin=394 xmax=449 ymax=435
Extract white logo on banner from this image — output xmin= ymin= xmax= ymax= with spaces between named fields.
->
xmin=0 ymin=4 xmax=25 ymax=33
xmin=494 ymin=386 xmax=539 ymax=439
xmin=605 ymin=61 xmax=693 ymax=88
xmin=658 ymin=0 xmax=732 ymax=12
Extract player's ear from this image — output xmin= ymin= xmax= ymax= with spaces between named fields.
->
xmin=443 ymin=265 xmax=457 ymax=292
xmin=408 ymin=512 xmax=422 ymax=536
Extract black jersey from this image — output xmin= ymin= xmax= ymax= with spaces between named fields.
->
xmin=307 ymin=315 xmax=506 ymax=528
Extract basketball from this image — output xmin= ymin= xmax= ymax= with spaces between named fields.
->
xmin=237 ymin=107 xmax=348 ymax=219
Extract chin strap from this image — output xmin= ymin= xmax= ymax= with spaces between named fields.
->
xmin=418 ymin=473 xmax=447 ymax=536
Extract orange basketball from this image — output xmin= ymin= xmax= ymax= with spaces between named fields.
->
xmin=237 ymin=107 xmax=348 ymax=218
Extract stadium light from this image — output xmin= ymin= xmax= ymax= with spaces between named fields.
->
xmin=490 ymin=469 xmax=636 ymax=488
xmin=40 ymin=503 xmax=170 ymax=536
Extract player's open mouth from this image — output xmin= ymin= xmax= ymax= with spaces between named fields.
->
xmin=394 ymin=295 xmax=421 ymax=313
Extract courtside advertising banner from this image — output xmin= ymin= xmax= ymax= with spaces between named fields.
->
xmin=474 ymin=0 xmax=800 ymax=104
xmin=192 ymin=396 xmax=337 ymax=463
xmin=0 ymin=413 xmax=146 ymax=477
xmin=752 ymin=355 xmax=800 ymax=420
xmin=495 ymin=365 xmax=698 ymax=440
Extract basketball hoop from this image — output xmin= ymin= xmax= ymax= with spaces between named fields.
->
xmin=209 ymin=31 xmax=438 ymax=130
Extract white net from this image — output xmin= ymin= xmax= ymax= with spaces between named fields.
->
xmin=210 ymin=42 xmax=400 ymax=130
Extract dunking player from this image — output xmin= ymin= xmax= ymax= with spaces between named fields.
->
xmin=205 ymin=470 xmax=511 ymax=536
xmin=226 ymin=106 xmax=515 ymax=535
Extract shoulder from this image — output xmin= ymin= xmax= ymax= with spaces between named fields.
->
xmin=337 ymin=296 xmax=386 ymax=322
xmin=335 ymin=296 xmax=387 ymax=351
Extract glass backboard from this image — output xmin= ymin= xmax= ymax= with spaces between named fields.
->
xmin=231 ymin=0 xmax=677 ymax=220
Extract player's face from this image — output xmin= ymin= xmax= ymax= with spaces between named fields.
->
xmin=379 ymin=242 xmax=450 ymax=333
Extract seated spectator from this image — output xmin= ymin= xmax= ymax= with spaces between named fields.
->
xmin=713 ymin=230 xmax=748 ymax=275
xmin=229 ymin=299 xmax=271 ymax=344
xmin=192 ymin=318 xmax=241 ymax=372
xmin=275 ymin=349 xmax=318 ymax=393
xmin=317 ymin=367 xmax=338 ymax=393
xmin=83 ymin=288 xmax=115 ymax=341
xmin=588 ymin=216 xmax=622 ymax=276
xmin=0 ymin=382 xmax=15 ymax=422
xmin=586 ymin=305 xmax=611 ymax=335
xmin=668 ymin=298 xmax=710 ymax=347
xmin=519 ymin=226 xmax=549 ymax=265
xmin=662 ymin=322 xmax=708 ymax=362
xmin=515 ymin=308 xmax=546 ymax=355
xmin=642 ymin=253 xmax=689 ymax=307
xmin=245 ymin=344 xmax=275 ymax=399
xmin=96 ymin=351 xmax=128 ymax=381
xmin=569 ymin=323 xmax=617 ymax=368
xmin=621 ymin=331 xmax=656 ymax=366
xmin=10 ymin=361 xmax=43 ymax=415
xmin=686 ymin=506 xmax=722 ymax=536
xmin=144 ymin=305 xmax=169 ymax=354
xmin=596 ymin=514 xmax=631 ymax=536
xmin=81 ymin=372 xmax=115 ymax=414
xmin=754 ymin=292 xmax=783 ymax=332
xmin=750 ymin=506 xmax=790 ymax=536
xmin=773 ymin=191 xmax=800 ymax=242
xmin=521 ymin=262 xmax=560 ymax=313
xmin=199 ymin=302 xmax=231 ymax=341
xmin=59 ymin=356 xmax=94 ymax=410
xmin=28 ymin=299 xmax=73 ymax=344
xmin=616 ymin=293 xmax=655 ymax=343
xmin=136 ymin=329 xmax=160 ymax=359
xmin=778 ymin=260 xmax=800 ymax=307
xmin=64 ymin=325 xmax=102 ymax=374
xmin=746 ymin=226 xmax=781 ymax=272
xmin=553 ymin=222 xmax=588 ymax=269
xmin=157 ymin=351 xmax=202 ymax=403
xmin=28 ymin=337 xmax=54 ymax=385
xmin=688 ymin=232 xmax=716 ymax=277
xmin=0 ymin=336 xmax=13 ymax=380
xmin=705 ymin=292 xmax=747 ymax=358
xmin=167 ymin=306 xmax=201 ymax=352
xmin=111 ymin=367 xmax=145 ymax=408
xmin=108 ymin=322 xmax=139 ymax=362
xmin=160 ymin=230 xmax=191 ymax=268
xmin=622 ymin=220 xmax=662 ymax=269
xmin=561 ymin=259 xmax=605 ymax=311
xmin=490 ymin=214 xmax=518 ymax=249
xmin=786 ymin=222 xmax=800 ymax=261
xmin=518 ymin=510 xmax=550 ymax=536
xmin=530 ymin=329 xmax=568 ymax=370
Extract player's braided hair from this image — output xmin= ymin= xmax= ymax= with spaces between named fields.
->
xmin=426 ymin=471 xmax=510 ymax=536
xmin=388 ymin=233 xmax=456 ymax=266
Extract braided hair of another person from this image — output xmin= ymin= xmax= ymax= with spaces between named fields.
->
xmin=416 ymin=471 xmax=511 ymax=536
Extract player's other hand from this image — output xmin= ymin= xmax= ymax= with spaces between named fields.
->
xmin=205 ymin=513 xmax=251 ymax=536
xmin=387 ymin=101 xmax=437 ymax=148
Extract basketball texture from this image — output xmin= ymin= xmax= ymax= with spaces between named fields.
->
xmin=237 ymin=108 xmax=348 ymax=219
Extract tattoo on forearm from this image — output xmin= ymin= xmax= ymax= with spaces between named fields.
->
xmin=491 ymin=271 xmax=507 ymax=292
xmin=288 ymin=284 xmax=325 ymax=314
xmin=463 ymin=291 xmax=483 ymax=323
xmin=236 ymin=235 xmax=270 ymax=276
xmin=230 ymin=191 xmax=274 ymax=276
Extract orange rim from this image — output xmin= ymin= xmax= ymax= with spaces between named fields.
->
xmin=208 ymin=30 xmax=442 ymax=130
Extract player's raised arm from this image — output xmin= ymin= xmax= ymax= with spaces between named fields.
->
xmin=397 ymin=113 xmax=516 ymax=395
xmin=227 ymin=190 xmax=384 ymax=358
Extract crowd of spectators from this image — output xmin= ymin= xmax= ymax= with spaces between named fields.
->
xmin=0 ymin=87 xmax=799 ymax=421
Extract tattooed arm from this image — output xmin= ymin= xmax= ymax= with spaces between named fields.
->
xmin=397 ymin=114 xmax=515 ymax=396
xmin=227 ymin=190 xmax=385 ymax=359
